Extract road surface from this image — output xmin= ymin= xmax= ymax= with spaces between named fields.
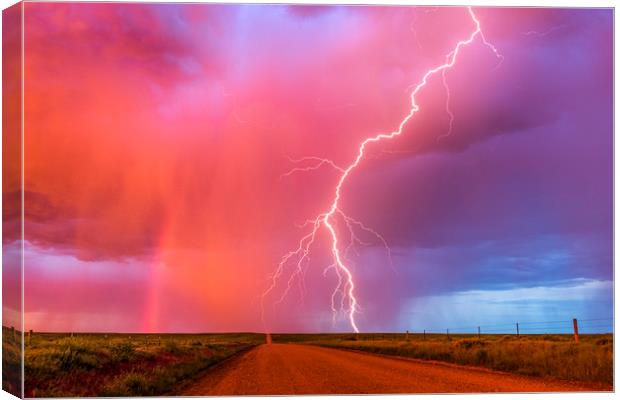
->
xmin=181 ymin=343 xmax=605 ymax=395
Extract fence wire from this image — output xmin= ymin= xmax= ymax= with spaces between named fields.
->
xmin=407 ymin=317 xmax=612 ymax=335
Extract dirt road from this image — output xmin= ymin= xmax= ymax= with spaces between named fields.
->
xmin=181 ymin=343 xmax=604 ymax=395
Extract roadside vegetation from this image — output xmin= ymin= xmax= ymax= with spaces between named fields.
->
xmin=23 ymin=331 xmax=263 ymax=397
xmin=274 ymin=333 xmax=613 ymax=388
xmin=2 ymin=326 xmax=22 ymax=396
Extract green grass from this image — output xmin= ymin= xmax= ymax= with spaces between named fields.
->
xmin=273 ymin=333 xmax=613 ymax=387
xmin=23 ymin=331 xmax=263 ymax=397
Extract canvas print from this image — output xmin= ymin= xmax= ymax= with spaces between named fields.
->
xmin=2 ymin=2 xmax=613 ymax=398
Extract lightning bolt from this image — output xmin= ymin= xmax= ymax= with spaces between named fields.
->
xmin=262 ymin=7 xmax=502 ymax=333
xmin=522 ymin=24 xmax=566 ymax=38
xmin=280 ymin=156 xmax=344 ymax=180
xmin=437 ymin=68 xmax=455 ymax=142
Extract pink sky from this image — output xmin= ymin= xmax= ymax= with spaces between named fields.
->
xmin=2 ymin=4 xmax=612 ymax=333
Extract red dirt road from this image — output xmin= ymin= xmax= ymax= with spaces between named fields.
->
xmin=181 ymin=343 xmax=605 ymax=395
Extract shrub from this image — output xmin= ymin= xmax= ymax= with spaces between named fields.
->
xmin=57 ymin=344 xmax=100 ymax=370
xmin=596 ymin=338 xmax=611 ymax=346
xmin=474 ymin=349 xmax=488 ymax=364
xmin=110 ymin=342 xmax=135 ymax=362
xmin=102 ymin=372 xmax=152 ymax=396
xmin=454 ymin=339 xmax=487 ymax=349
xmin=163 ymin=341 xmax=182 ymax=355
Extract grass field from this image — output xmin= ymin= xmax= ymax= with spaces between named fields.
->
xmin=21 ymin=330 xmax=263 ymax=397
xmin=8 ymin=329 xmax=613 ymax=396
xmin=273 ymin=333 xmax=613 ymax=387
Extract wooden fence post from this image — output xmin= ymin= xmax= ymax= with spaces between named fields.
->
xmin=446 ymin=328 xmax=450 ymax=340
xmin=405 ymin=330 xmax=409 ymax=341
xmin=10 ymin=326 xmax=15 ymax=342
xmin=28 ymin=329 xmax=33 ymax=346
xmin=477 ymin=326 xmax=481 ymax=339
xmin=573 ymin=318 xmax=579 ymax=343
xmin=423 ymin=330 xmax=426 ymax=341
xmin=516 ymin=323 xmax=519 ymax=337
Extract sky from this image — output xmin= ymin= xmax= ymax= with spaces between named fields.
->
xmin=2 ymin=4 xmax=613 ymax=333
